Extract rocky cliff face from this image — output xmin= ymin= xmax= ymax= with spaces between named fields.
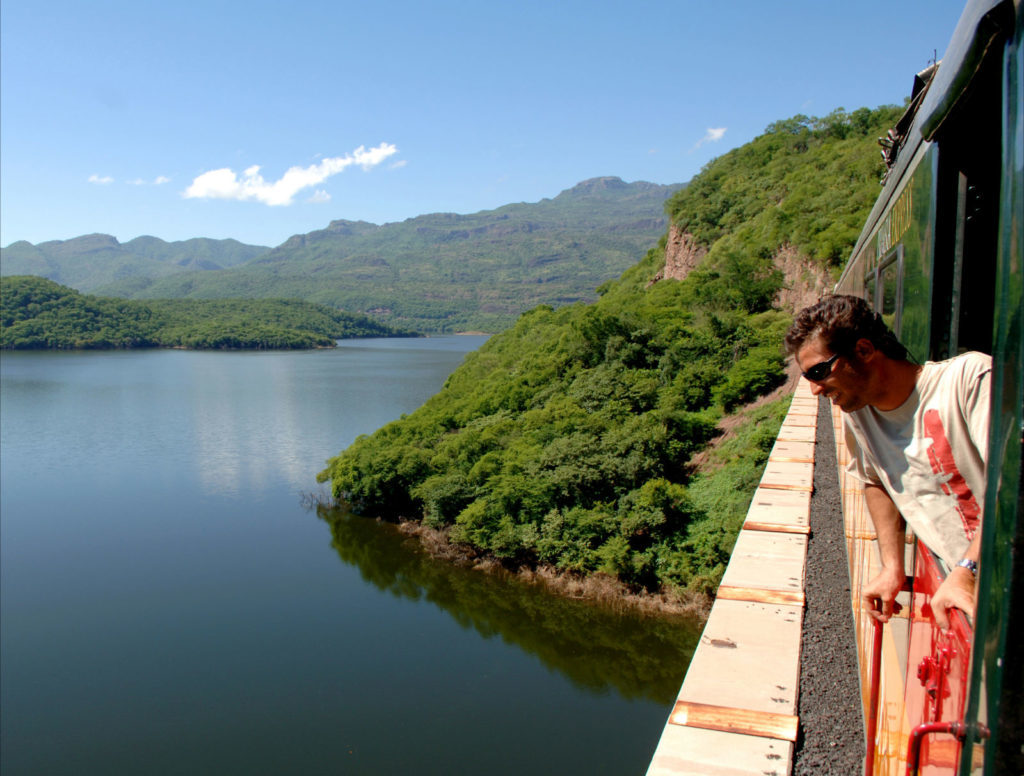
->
xmin=661 ymin=224 xmax=707 ymax=281
xmin=771 ymin=244 xmax=834 ymax=315
xmin=651 ymin=224 xmax=833 ymax=316
xmin=652 ymin=228 xmax=836 ymax=429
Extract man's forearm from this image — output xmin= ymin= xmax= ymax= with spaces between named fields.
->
xmin=932 ymin=526 xmax=982 ymax=631
xmin=961 ymin=530 xmax=982 ymax=565
xmin=865 ymin=483 xmax=906 ymax=573
xmin=861 ymin=483 xmax=908 ymax=622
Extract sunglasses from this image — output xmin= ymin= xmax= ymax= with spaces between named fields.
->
xmin=802 ymin=352 xmax=841 ymax=382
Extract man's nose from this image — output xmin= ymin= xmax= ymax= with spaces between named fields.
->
xmin=809 ymin=381 xmax=825 ymax=396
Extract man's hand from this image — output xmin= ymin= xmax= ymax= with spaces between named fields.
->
xmin=863 ymin=566 xmax=906 ymax=623
xmin=931 ymin=566 xmax=976 ymax=631
xmin=862 ymin=484 xmax=907 ymax=623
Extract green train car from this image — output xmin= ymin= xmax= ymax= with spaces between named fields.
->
xmin=833 ymin=0 xmax=1022 ymax=772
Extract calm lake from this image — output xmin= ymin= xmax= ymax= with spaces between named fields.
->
xmin=0 ymin=338 xmax=701 ymax=775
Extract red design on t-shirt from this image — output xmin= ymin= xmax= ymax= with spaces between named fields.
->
xmin=923 ymin=409 xmax=980 ymax=538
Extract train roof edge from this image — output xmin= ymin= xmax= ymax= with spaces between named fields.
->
xmin=840 ymin=0 xmax=1020 ymax=286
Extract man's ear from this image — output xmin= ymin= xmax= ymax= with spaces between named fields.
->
xmin=853 ymin=337 xmax=878 ymax=362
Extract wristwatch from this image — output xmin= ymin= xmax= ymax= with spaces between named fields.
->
xmin=956 ymin=558 xmax=978 ymax=576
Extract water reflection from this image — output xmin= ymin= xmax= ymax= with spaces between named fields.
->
xmin=188 ymin=353 xmax=315 ymax=496
xmin=316 ymin=505 xmax=701 ymax=704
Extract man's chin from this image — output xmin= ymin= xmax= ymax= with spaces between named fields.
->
xmin=837 ymin=398 xmax=867 ymax=413
xmin=829 ymin=394 xmax=863 ymax=412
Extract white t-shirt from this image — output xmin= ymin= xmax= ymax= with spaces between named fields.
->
xmin=843 ymin=351 xmax=991 ymax=568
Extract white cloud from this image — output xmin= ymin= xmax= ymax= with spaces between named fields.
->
xmin=389 ymin=159 xmax=408 ymax=169
xmin=107 ymin=175 xmax=171 ymax=186
xmin=308 ymin=189 xmax=331 ymax=203
xmin=88 ymin=174 xmax=114 ymax=185
xmin=690 ymin=127 xmax=727 ymax=152
xmin=183 ymin=143 xmax=398 ymax=206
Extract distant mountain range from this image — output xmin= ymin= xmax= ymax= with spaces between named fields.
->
xmin=0 ymin=234 xmax=268 ymax=293
xmin=1 ymin=177 xmax=682 ymax=333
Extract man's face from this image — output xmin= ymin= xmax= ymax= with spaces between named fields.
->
xmin=795 ymin=336 xmax=873 ymax=412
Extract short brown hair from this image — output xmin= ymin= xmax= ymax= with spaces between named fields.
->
xmin=785 ymin=294 xmax=909 ymax=360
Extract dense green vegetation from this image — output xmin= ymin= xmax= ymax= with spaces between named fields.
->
xmin=665 ymin=107 xmax=903 ymax=278
xmin=0 ymin=234 xmax=268 ymax=292
xmin=319 ymin=106 xmax=899 ymax=600
xmin=85 ymin=177 xmax=681 ymax=333
xmin=319 ymin=289 xmax=792 ymax=596
xmin=0 ymin=276 xmax=413 ymax=349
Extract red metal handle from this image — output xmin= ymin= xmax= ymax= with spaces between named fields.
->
xmin=865 ymin=619 xmax=884 ymax=776
xmin=905 ymin=721 xmax=967 ymax=776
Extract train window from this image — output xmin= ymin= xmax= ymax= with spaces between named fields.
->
xmin=879 ymin=247 xmax=904 ymax=335
xmin=864 ymin=272 xmax=877 ymax=310
xmin=862 ymin=246 xmax=903 ymax=335
xmin=929 ymin=35 xmax=1002 ymax=359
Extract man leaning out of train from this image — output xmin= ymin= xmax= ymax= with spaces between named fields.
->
xmin=784 ymin=294 xmax=990 ymax=631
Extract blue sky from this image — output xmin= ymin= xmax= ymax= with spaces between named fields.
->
xmin=1 ymin=0 xmax=967 ymax=249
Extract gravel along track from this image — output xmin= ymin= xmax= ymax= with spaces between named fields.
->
xmin=791 ymin=397 xmax=866 ymax=775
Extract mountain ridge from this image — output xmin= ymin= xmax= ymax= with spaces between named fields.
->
xmin=0 ymin=233 xmax=270 ymax=293
xmin=24 ymin=176 xmax=683 ymax=333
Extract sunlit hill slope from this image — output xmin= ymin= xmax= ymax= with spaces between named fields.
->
xmin=317 ymin=106 xmax=903 ymax=605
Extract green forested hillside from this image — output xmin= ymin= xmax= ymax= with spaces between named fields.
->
xmin=318 ymin=106 xmax=901 ymax=601
xmin=93 ymin=177 xmax=681 ymax=333
xmin=0 ymin=234 xmax=268 ymax=292
xmin=665 ymin=107 xmax=899 ymax=270
xmin=0 ymin=276 xmax=413 ymax=349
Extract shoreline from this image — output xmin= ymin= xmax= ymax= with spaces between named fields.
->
xmin=394 ymin=518 xmax=712 ymax=619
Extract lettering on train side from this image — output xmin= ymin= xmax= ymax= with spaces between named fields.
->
xmin=877 ymin=183 xmax=914 ymax=258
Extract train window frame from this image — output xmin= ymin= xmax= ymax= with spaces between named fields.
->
xmin=863 ymin=272 xmax=877 ymax=314
xmin=865 ymin=245 xmax=905 ymax=335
